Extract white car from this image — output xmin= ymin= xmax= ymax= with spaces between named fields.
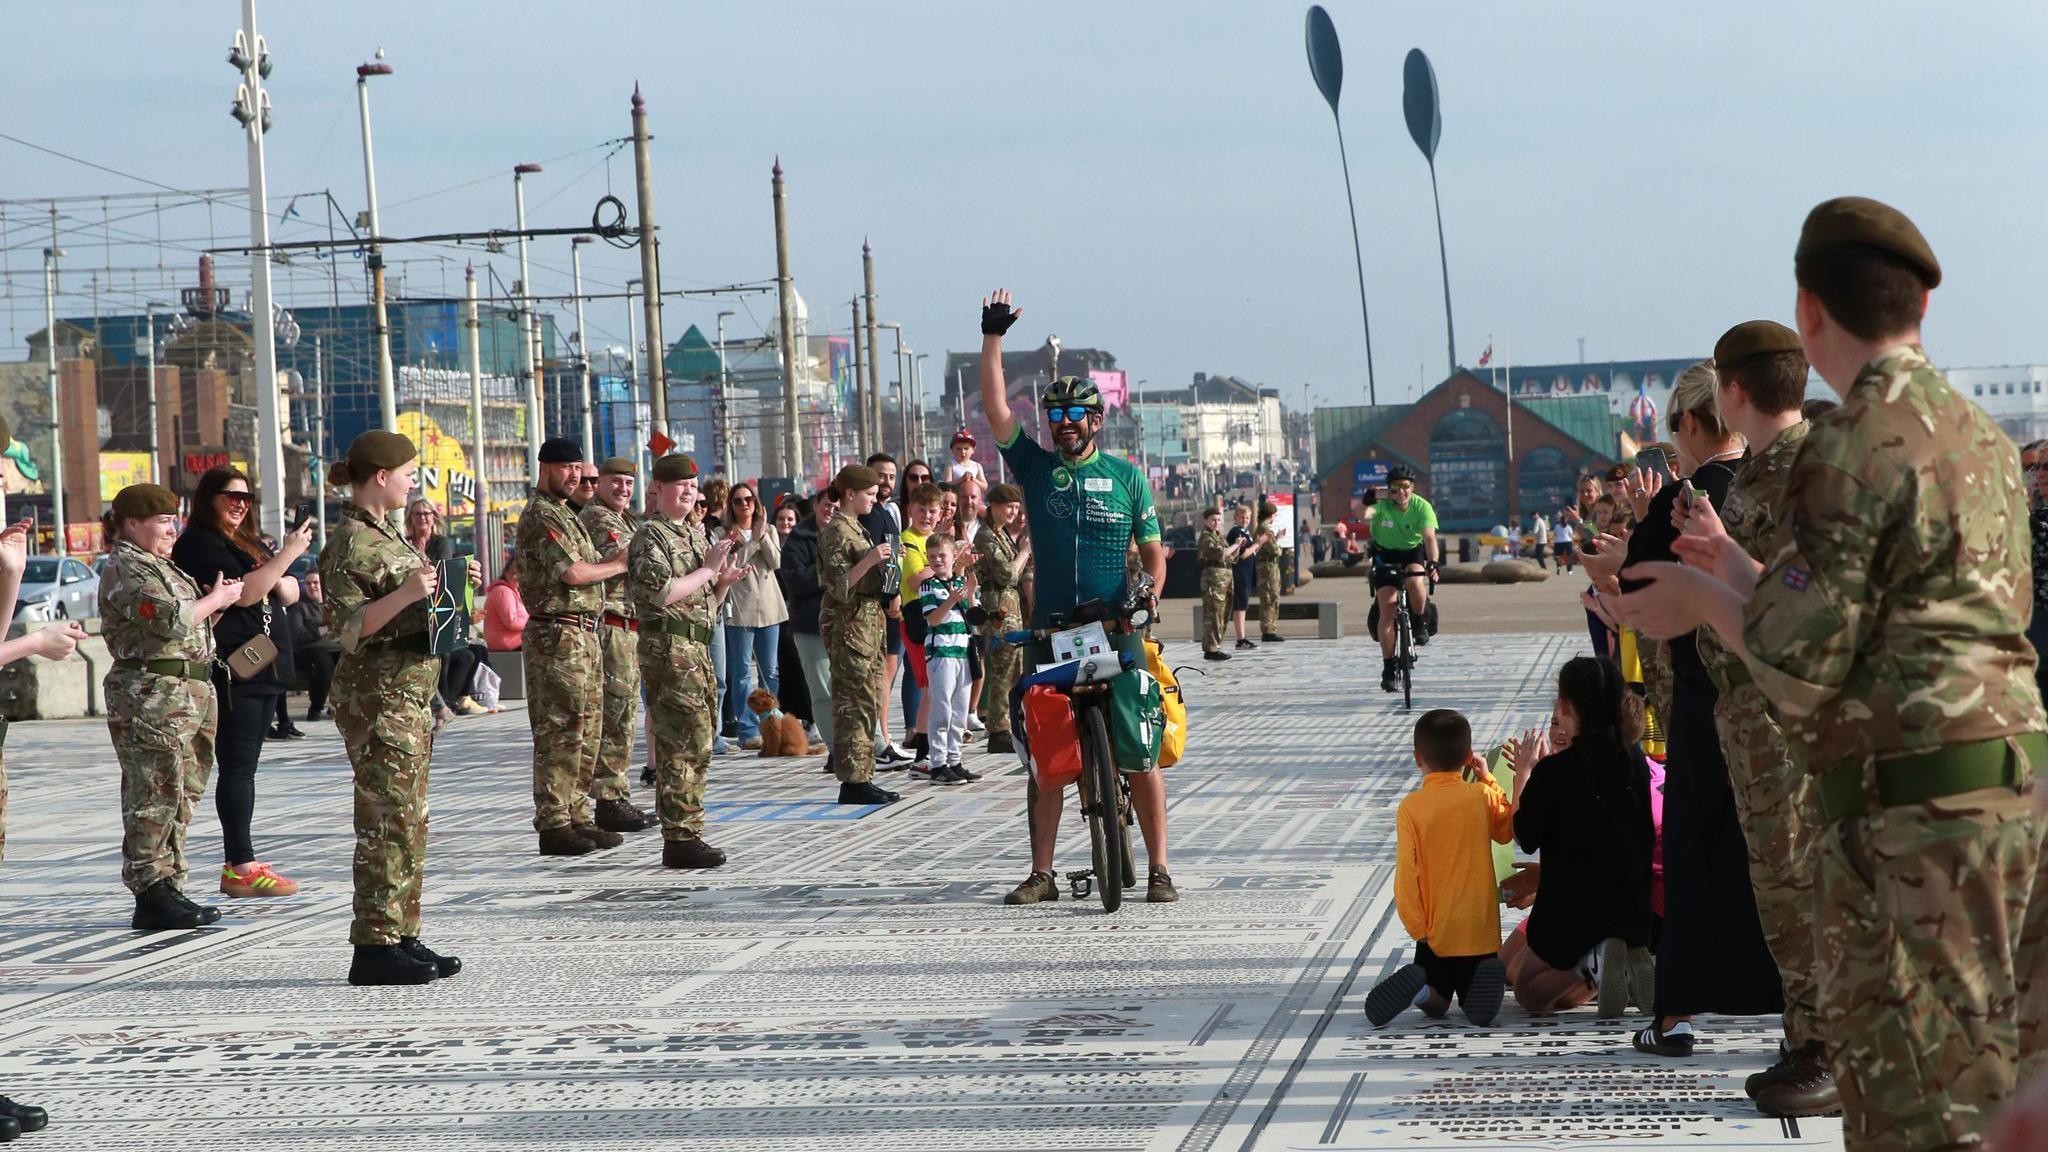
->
xmin=16 ymin=555 xmax=100 ymax=621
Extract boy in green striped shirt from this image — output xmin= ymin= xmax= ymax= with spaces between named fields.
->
xmin=917 ymin=536 xmax=981 ymax=785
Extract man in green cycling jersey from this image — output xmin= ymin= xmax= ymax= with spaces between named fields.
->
xmin=977 ymin=288 xmax=1176 ymax=906
xmin=1372 ymin=466 xmax=1439 ymax=692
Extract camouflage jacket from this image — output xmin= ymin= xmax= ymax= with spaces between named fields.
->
xmin=628 ymin=516 xmax=714 ymax=630
xmin=515 ymin=489 xmax=601 ymax=616
xmin=99 ymin=540 xmax=213 ymax=663
xmin=1702 ymin=420 xmax=1809 ymax=696
xmin=1744 ymin=345 xmax=2045 ymax=765
xmin=579 ymin=501 xmax=638 ymax=618
xmin=819 ymin=510 xmax=885 ymax=632
xmin=974 ymin=525 xmax=1023 ymax=634
xmin=318 ymin=501 xmax=431 ymax=655
xmin=1257 ymin=526 xmax=1280 ymax=565
xmin=1197 ymin=528 xmax=1227 ymax=568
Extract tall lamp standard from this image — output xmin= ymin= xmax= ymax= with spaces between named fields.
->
xmin=231 ymin=0 xmax=287 ymax=538
xmin=513 ymin=162 xmax=543 ymax=476
xmin=569 ymin=234 xmax=595 ymax=454
xmin=42 ymin=246 xmax=64 ymax=553
xmin=913 ymin=353 xmax=930 ymax=461
xmin=715 ymin=310 xmax=735 ymax=479
xmin=354 ymin=52 xmax=396 ymax=431
xmin=878 ymin=322 xmax=908 ymax=460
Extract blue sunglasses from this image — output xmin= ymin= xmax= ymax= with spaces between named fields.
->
xmin=1045 ymin=406 xmax=1099 ymax=425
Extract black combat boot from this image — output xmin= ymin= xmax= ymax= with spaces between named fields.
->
xmin=537 ymin=828 xmax=595 ymax=856
xmin=399 ymin=937 xmax=462 ymax=978
xmin=348 ymin=943 xmax=438 ymax=986
xmin=837 ymin=781 xmax=900 ymax=805
xmin=0 ymin=1096 xmax=47 ymax=1133
xmin=575 ymin=825 xmax=625 ymax=850
xmin=984 ymin=732 xmax=1015 ymax=754
xmin=132 ymin=880 xmax=212 ymax=931
xmin=594 ymin=797 xmax=654 ymax=833
xmin=661 ymin=835 xmax=727 ymax=869
xmin=1754 ymin=1043 xmax=1840 ymax=1118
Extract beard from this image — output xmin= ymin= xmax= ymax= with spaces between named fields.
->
xmin=1054 ymin=423 xmax=1095 ymax=457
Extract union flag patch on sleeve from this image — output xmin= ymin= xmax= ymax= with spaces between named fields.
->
xmin=1782 ymin=566 xmax=1811 ymax=591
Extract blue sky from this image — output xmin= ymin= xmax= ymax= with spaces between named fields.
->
xmin=2 ymin=1 xmax=2043 ymax=411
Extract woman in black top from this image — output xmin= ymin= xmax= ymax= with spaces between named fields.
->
xmin=1620 ymin=364 xmax=1782 ymax=1056
xmin=171 ymin=466 xmax=313 ymax=899
xmin=1507 ymin=656 xmax=1655 ymax=1014
xmin=1226 ymin=504 xmax=1257 ymax=648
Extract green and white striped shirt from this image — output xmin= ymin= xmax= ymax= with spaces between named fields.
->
xmin=917 ymin=575 xmax=973 ymax=660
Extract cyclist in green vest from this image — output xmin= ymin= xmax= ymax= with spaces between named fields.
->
xmin=977 ymin=288 xmax=1177 ymax=905
xmin=1372 ymin=466 xmax=1439 ymax=692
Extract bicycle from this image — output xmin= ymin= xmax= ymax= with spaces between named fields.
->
xmin=1368 ymin=556 xmax=1437 ymax=709
xmin=1002 ymin=578 xmax=1154 ymax=913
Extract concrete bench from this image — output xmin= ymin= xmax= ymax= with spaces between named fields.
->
xmin=485 ymin=649 xmax=526 ymax=701
xmin=1191 ymin=599 xmax=1342 ymax=641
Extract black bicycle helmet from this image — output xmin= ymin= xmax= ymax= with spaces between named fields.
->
xmin=1385 ymin=464 xmax=1417 ymax=486
xmin=1041 ymin=375 xmax=1104 ymax=412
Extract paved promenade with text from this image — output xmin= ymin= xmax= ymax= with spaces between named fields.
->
xmin=0 ymin=628 xmax=1835 ymax=1150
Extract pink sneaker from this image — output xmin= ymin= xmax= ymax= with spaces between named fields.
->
xmin=220 ymin=863 xmax=300 ymax=898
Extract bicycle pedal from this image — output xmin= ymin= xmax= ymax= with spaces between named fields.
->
xmin=1069 ymin=871 xmax=1095 ymax=899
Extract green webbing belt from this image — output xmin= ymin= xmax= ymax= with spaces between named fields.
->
xmin=1817 ymin=732 xmax=2045 ymax=822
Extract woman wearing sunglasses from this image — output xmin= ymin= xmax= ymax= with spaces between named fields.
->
xmin=170 ymin=466 xmax=314 ymax=901
xmin=720 ymin=483 xmax=789 ymax=748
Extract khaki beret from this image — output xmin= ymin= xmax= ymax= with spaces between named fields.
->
xmin=833 ymin=463 xmax=880 ymax=493
xmin=1797 ymin=196 xmax=1940 ymax=288
xmin=538 ymin=437 xmax=583 ymax=465
xmin=599 ymin=456 xmax=636 ymax=477
xmin=650 ymin=454 xmax=699 ymax=483
xmin=346 ymin=429 xmax=417 ymax=472
xmin=112 ymin=482 xmax=179 ymax=520
xmin=1713 ymin=320 xmax=1804 ymax=371
xmin=987 ymin=482 xmax=1023 ymax=506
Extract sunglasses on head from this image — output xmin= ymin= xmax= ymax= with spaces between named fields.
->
xmin=1045 ymin=406 xmax=1099 ymax=425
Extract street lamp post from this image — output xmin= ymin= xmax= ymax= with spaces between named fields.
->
xmin=715 ymin=310 xmax=735 ymax=479
xmin=878 ymin=322 xmax=907 ymax=460
xmin=570 ymin=234 xmax=595 ymax=455
xmin=913 ymin=353 xmax=930 ymax=460
xmin=232 ymin=0 xmax=286 ymax=537
xmin=354 ymin=53 xmax=396 ymax=432
xmin=465 ymin=264 xmax=490 ymax=568
xmin=42 ymin=246 xmax=64 ymax=553
xmin=141 ymin=303 xmax=162 ymax=488
xmin=513 ymin=162 xmax=543 ymax=475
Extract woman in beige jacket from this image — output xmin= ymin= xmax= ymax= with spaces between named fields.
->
xmin=719 ymin=482 xmax=789 ymax=747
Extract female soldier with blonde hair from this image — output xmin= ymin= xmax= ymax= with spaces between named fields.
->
xmin=100 ymin=483 xmax=245 ymax=930
xmin=320 ymin=431 xmax=478 ymax=986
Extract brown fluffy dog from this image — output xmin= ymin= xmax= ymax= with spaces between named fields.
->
xmin=747 ymin=688 xmax=824 ymax=757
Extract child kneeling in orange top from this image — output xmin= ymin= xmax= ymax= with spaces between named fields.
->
xmin=1366 ymin=708 xmax=1514 ymax=1027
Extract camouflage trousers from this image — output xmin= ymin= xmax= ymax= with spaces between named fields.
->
xmin=107 ymin=669 xmax=216 ymax=896
xmin=641 ymin=634 xmax=715 ymax=839
xmin=822 ymin=603 xmax=884 ymax=784
xmin=594 ymin=623 xmax=639 ymax=803
xmin=1257 ymin=562 xmax=1280 ymax=634
xmin=523 ymin=620 xmax=603 ymax=832
xmin=1714 ymin=684 xmax=1822 ymax=1050
xmin=979 ymin=626 xmax=1021 ymax=737
xmin=334 ymin=650 xmax=439 ymax=946
xmin=1818 ymin=776 xmax=2042 ymax=1151
xmin=1200 ymin=568 xmax=1232 ymax=653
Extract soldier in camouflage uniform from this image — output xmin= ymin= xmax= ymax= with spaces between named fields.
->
xmin=1197 ymin=506 xmax=1234 ymax=661
xmin=100 ymin=483 xmax=241 ymax=932
xmin=1694 ymin=320 xmax=1832 ymax=1117
xmin=1256 ymin=503 xmax=1284 ymax=642
xmin=820 ymin=463 xmax=901 ymax=806
xmin=629 ymin=455 xmax=744 ymax=867
xmin=515 ymin=438 xmax=629 ymax=856
xmin=319 ymin=432 xmax=473 ymax=986
xmin=1618 ymin=198 xmax=2046 ymax=1150
xmin=580 ymin=457 xmax=654 ymax=833
xmin=974 ymin=483 xmax=1029 ymax=754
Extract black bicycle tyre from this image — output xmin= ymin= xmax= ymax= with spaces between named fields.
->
xmin=1397 ymin=604 xmax=1413 ymax=709
xmin=1080 ymin=704 xmax=1123 ymax=913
